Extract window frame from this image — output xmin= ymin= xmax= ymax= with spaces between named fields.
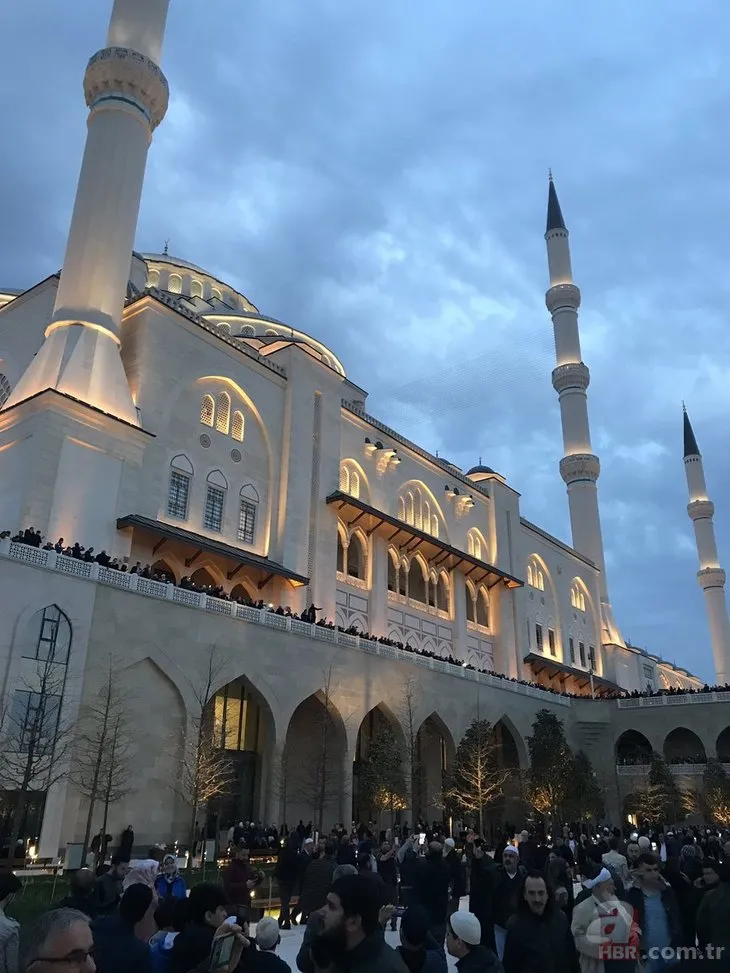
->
xmin=204 ymin=484 xmax=226 ymax=532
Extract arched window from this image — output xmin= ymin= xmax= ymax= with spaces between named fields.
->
xmin=200 ymin=394 xmax=214 ymax=427
xmin=527 ymin=558 xmax=545 ymax=591
xmin=398 ymin=559 xmax=407 ymax=597
xmin=398 ymin=497 xmax=405 ymax=521
xmin=340 ymin=466 xmax=349 ymax=492
xmin=204 ymin=470 xmax=228 ymax=532
xmin=423 ymin=500 xmax=430 ymax=533
xmin=436 ymin=574 xmax=449 ymax=613
xmin=476 ymin=588 xmax=489 ymax=628
xmin=347 ymin=533 xmax=366 ymax=580
xmin=238 ymin=484 xmax=259 ymax=544
xmin=219 ymin=322 xmax=231 ymax=335
xmin=387 ymin=551 xmax=398 ymax=592
xmin=190 ymin=279 xmax=204 ymax=298
xmin=231 ymin=411 xmax=244 ymax=443
xmin=465 ymin=582 xmax=476 ymax=623
xmin=23 ymin=605 xmax=72 ymax=665
xmin=168 ymin=273 xmax=182 ymax=294
xmin=537 ymin=570 xmax=544 ymax=591
xmin=337 ymin=532 xmax=346 ymax=574
xmin=571 ymin=583 xmax=585 ymax=612
xmin=0 ymin=374 xmax=12 ymax=408
xmin=527 ymin=564 xmax=534 ymax=587
xmin=265 ymin=329 xmax=278 ymax=337
xmin=215 ymin=392 xmax=230 ymax=434
xmin=408 ymin=559 xmax=427 ymax=603
xmin=147 ymin=268 xmax=160 ymax=287
xmin=240 ymin=324 xmax=256 ymax=337
xmin=406 ymin=492 xmax=415 ymax=526
xmin=431 ymin=515 xmax=439 ymax=538
xmin=167 ymin=454 xmax=193 ymax=520
xmin=211 ymin=288 xmax=222 ymax=301
xmin=428 ymin=573 xmax=437 ymax=608
xmin=350 ymin=471 xmax=360 ymax=499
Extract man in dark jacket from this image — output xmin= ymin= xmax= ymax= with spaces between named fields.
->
xmin=503 ymin=872 xmax=578 ymax=973
xmin=314 ymin=874 xmax=407 ymax=972
xmin=95 ymin=856 xmax=129 ymax=915
xmin=222 ymin=846 xmax=261 ymax=921
xmin=412 ymin=842 xmax=450 ymax=946
xmin=298 ymin=840 xmax=337 ymax=922
xmin=92 ymin=884 xmax=155 ymax=973
xmin=491 ymin=847 xmax=525 ymax=961
xmin=624 ymin=853 xmax=685 ymax=963
xmin=444 ymin=839 xmax=466 ymax=919
xmin=469 ymin=841 xmax=499 ymax=951
xmin=170 ymin=883 xmax=230 ymax=973
xmin=445 ymin=911 xmax=501 ymax=973
xmin=57 ymin=869 xmax=100 ymax=920
xmin=396 ymin=906 xmax=448 ymax=973
xmin=276 ymin=835 xmax=301 ymax=930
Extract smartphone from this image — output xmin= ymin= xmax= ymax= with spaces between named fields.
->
xmin=208 ymin=932 xmax=235 ymax=971
xmin=418 ymin=833 xmax=426 ymax=846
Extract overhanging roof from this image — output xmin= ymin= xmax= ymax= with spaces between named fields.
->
xmin=326 ymin=491 xmax=522 ymax=589
xmin=524 ymin=652 xmax=621 ymax=695
xmin=116 ymin=515 xmax=308 ymax=587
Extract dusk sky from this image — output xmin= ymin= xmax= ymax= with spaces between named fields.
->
xmin=2 ymin=0 xmax=729 ymax=682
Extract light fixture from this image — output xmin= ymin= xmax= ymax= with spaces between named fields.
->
xmin=445 ymin=485 xmax=456 ymax=498
xmin=364 ymin=437 xmax=377 ymax=455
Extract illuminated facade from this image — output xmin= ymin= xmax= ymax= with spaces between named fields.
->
xmin=0 ymin=0 xmax=727 ymax=857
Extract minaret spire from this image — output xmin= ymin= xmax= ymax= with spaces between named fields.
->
xmin=683 ymin=406 xmax=730 ymax=684
xmin=4 ymin=0 xmax=171 ymax=425
xmin=544 ymin=175 xmax=623 ymax=646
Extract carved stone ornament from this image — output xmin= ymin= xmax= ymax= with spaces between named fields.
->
xmin=560 ymin=453 xmax=600 ymax=485
xmin=84 ymin=47 xmax=169 ymax=130
xmin=552 ymin=362 xmax=590 ymax=394
xmin=697 ymin=566 xmax=726 ymax=589
xmin=687 ymin=499 xmax=715 ymax=521
xmin=545 ymin=283 xmax=581 ymax=313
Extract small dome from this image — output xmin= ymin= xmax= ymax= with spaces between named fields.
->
xmin=467 ymin=464 xmax=496 ymax=476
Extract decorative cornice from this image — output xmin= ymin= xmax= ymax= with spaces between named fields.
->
xmin=697 ymin=566 xmax=726 ymax=590
xmin=688 ymin=499 xmax=715 ymax=522
xmin=552 ymin=362 xmax=590 ymax=394
xmin=84 ymin=47 xmax=169 ymax=130
xmin=560 ymin=453 xmax=600 ymax=485
xmin=546 ymin=283 xmax=581 ymax=313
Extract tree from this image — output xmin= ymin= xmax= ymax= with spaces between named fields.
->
xmin=690 ymin=759 xmax=730 ymax=827
xmin=637 ymin=753 xmax=684 ymax=827
xmin=443 ymin=718 xmax=509 ymax=837
xmin=358 ymin=725 xmax=407 ymax=827
xmin=293 ymin=669 xmax=346 ymax=834
xmin=71 ymin=658 xmax=136 ymax=862
xmin=524 ymin=710 xmax=574 ymax=823
xmin=566 ymin=750 xmax=605 ymax=822
xmin=174 ymin=649 xmax=234 ymax=869
xmin=398 ymin=677 xmax=424 ymax=822
xmin=1 ymin=653 xmax=75 ymax=858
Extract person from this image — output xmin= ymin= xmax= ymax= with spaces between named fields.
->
xmin=396 ymin=905 xmax=448 ymax=973
xmin=17 ymin=908 xmax=94 ymax=973
xmin=222 ymin=846 xmax=260 ymax=921
xmin=445 ymin=911 xmax=501 ymax=972
xmin=314 ymin=873 xmax=407 ymax=972
xmin=154 ymin=855 xmax=187 ymax=900
xmin=0 ymin=873 xmax=21 ymax=973
xmin=696 ymin=862 xmax=730 ymax=961
xmin=95 ymin=856 xmax=129 ymax=915
xmin=276 ymin=834 xmax=301 ymax=930
xmin=624 ymin=853 xmax=683 ymax=972
xmin=295 ymin=864 xmax=357 ymax=973
xmin=248 ymin=916 xmax=291 ymax=971
xmin=119 ymin=826 xmax=134 ymax=862
xmin=571 ymin=867 xmax=638 ymax=973
xmin=149 ymin=897 xmax=189 ymax=973
xmin=469 ymin=839 xmax=499 ymax=951
xmin=91 ymin=883 xmax=155 ymax=973
xmin=298 ymin=841 xmax=337 ymax=925
xmin=602 ymin=838 xmax=629 ymax=885
xmin=503 ymin=871 xmax=578 ymax=973
xmin=492 ymin=846 xmax=525 ymax=961
xmin=444 ymin=839 xmax=466 ymax=920
xmin=170 ymin=883 xmax=230 ymax=973
xmin=57 ymin=868 xmax=100 ymax=919
xmin=412 ymin=841 xmax=450 ymax=946
xmin=378 ymin=841 xmax=399 ymax=931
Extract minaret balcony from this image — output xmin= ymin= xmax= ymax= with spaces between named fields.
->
xmin=559 ymin=452 xmax=600 ymax=486
xmin=84 ymin=47 xmax=169 ymax=130
xmin=697 ymin=566 xmax=726 ymax=590
xmin=687 ymin=499 xmax=714 ymax=521
xmin=545 ymin=283 xmax=581 ymax=313
xmin=552 ymin=362 xmax=590 ymax=395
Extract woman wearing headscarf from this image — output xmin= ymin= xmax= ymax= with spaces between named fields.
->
xmin=155 ymin=854 xmax=188 ymax=900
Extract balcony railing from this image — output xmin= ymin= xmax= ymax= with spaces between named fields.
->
xmin=616 ymin=763 xmax=728 ymax=777
xmin=0 ymin=540 xmax=570 ymax=706
xmin=617 ymin=692 xmax=730 ymax=708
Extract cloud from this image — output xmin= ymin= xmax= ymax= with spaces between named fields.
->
xmin=2 ymin=0 xmax=730 ymax=682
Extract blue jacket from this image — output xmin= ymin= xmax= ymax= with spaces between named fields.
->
xmin=154 ymin=873 xmax=187 ymax=900
xmin=149 ymin=931 xmax=178 ymax=973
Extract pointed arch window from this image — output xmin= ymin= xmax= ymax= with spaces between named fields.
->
xmin=168 ymin=273 xmax=182 ymax=294
xmin=211 ymin=287 xmax=222 ymax=301
xmin=215 ymin=392 xmax=231 ymax=434
xmin=398 ymin=497 xmax=405 ymax=521
xmin=346 ymin=533 xmax=366 ymax=580
xmin=387 ymin=551 xmax=398 ymax=592
xmin=23 ymin=605 xmax=72 ymax=665
xmin=238 ymin=484 xmax=259 ymax=544
xmin=476 ymin=588 xmax=489 ymax=628
xmin=431 ymin=516 xmax=438 ymax=538
xmin=337 ymin=532 xmax=346 ymax=574
xmin=147 ymin=269 xmax=160 ymax=288
xmin=465 ymin=581 xmax=476 ymax=623
xmin=406 ymin=492 xmax=415 ymax=526
xmin=349 ymin=471 xmax=360 ymax=499
xmin=231 ymin=411 xmax=245 ymax=443
xmin=168 ymin=454 xmax=193 ymax=520
xmin=204 ymin=470 xmax=228 ymax=532
xmin=398 ymin=559 xmax=408 ymax=597
xmin=190 ymin=279 xmax=204 ymax=298
xmin=527 ymin=558 xmax=545 ymax=591
xmin=408 ymin=559 xmax=427 ymax=604
xmin=340 ymin=467 xmax=350 ymax=492
xmin=571 ymin=583 xmax=586 ymax=612
xmin=200 ymin=394 xmax=215 ymax=427
xmin=436 ymin=574 xmax=449 ymax=613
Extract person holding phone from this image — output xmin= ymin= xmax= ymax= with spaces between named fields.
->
xmin=171 ymin=884 xmax=237 ymax=973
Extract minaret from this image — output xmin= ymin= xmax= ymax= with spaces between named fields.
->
xmin=683 ymin=407 xmax=730 ymax=684
xmin=4 ymin=0 xmax=170 ymax=425
xmin=544 ymin=174 xmax=623 ymax=645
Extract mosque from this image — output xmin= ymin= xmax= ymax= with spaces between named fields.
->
xmin=1 ymin=0 xmax=730 ymax=858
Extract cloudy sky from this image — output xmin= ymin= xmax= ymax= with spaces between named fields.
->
xmin=2 ymin=0 xmax=730 ymax=682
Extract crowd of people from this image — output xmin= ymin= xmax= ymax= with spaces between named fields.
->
xmin=5 ymin=526 xmax=730 ymax=704
xmin=4 ymin=820 xmax=730 ymax=972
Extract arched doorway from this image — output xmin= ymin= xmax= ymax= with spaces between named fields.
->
xmin=354 ymin=706 xmax=406 ymax=828
xmin=414 ymin=714 xmax=456 ymax=824
xmin=616 ymin=730 xmax=653 ymax=766
xmin=488 ymin=719 xmax=524 ymax=837
xmin=230 ymin=583 xmax=255 ymax=605
xmin=281 ymin=693 xmax=348 ymax=834
xmin=663 ymin=727 xmax=706 ymax=765
xmin=716 ymin=727 xmax=730 ymax=763
xmin=205 ymin=676 xmax=275 ymax=834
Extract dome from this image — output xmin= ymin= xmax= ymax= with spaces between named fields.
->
xmin=467 ymin=464 xmax=496 ymax=476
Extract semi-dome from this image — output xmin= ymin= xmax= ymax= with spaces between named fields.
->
xmin=136 ymin=252 xmax=346 ymax=377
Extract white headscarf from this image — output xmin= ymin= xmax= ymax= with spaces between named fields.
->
xmin=583 ymin=867 xmax=612 ymax=890
xmin=123 ymin=859 xmax=160 ymax=890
